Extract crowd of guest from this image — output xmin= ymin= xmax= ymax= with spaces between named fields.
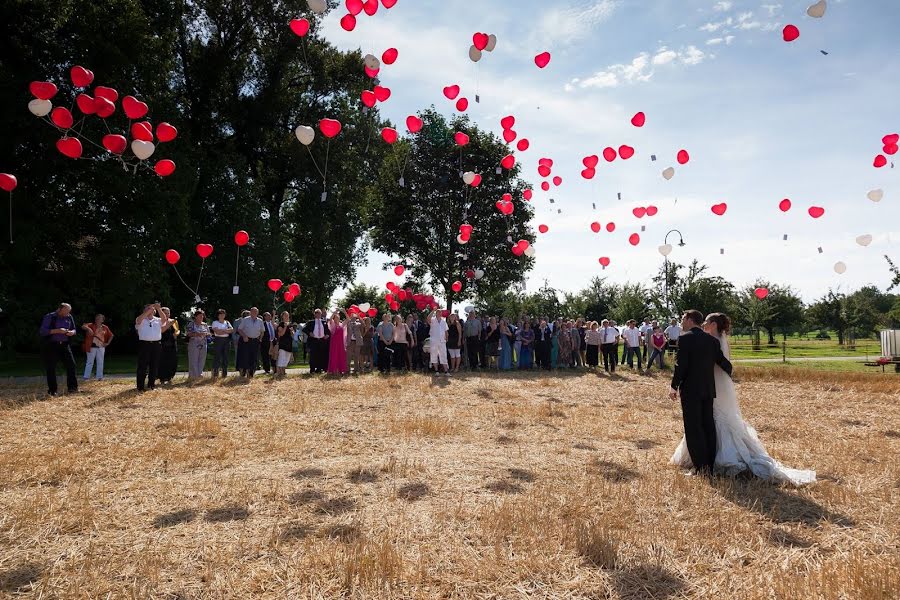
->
xmin=37 ymin=302 xmax=687 ymax=395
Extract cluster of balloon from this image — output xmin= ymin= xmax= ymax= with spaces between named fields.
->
xmin=233 ymin=230 xmax=250 ymax=293
xmin=496 ymin=193 xmax=515 ymax=215
xmin=458 ymin=223 xmax=473 ymax=245
xmin=0 ymin=173 xmax=16 ymax=243
xmin=461 ymin=171 xmax=482 ymax=188
xmin=590 ymin=221 xmax=616 ymax=234
xmin=469 ymin=32 xmax=498 ymax=63
xmin=511 ymin=239 xmax=534 ymax=257
xmin=631 ymin=206 xmax=658 ymax=219
xmin=295 ymin=118 xmax=342 ymax=199
xmin=267 ymin=279 xmax=302 ymax=305
xmin=164 ymin=243 xmax=214 ymax=302
xmin=874 ymin=133 xmax=897 ymax=169
xmin=464 ymin=268 xmax=485 ymax=280
xmin=27 ymin=66 xmax=178 ymax=176
xmin=537 ymin=157 xmax=554 ymax=190
xmin=337 ymin=0 xmax=398 ymax=32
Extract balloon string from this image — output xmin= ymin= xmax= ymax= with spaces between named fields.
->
xmin=304 ymin=145 xmax=326 ymax=182
xmin=171 ymin=265 xmax=196 ymax=296
xmin=195 ymin=257 xmax=205 ymax=298
xmin=323 ymin=140 xmax=330 ymax=188
xmin=8 ymin=191 xmax=12 ymax=244
xmin=234 ymin=246 xmax=240 ymax=287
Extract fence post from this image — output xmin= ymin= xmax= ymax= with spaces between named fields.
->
xmin=782 ymin=341 xmax=786 ymax=363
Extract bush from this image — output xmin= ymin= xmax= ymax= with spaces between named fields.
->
xmin=815 ymin=331 xmax=831 ymax=340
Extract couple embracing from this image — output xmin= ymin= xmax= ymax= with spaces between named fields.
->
xmin=669 ymin=310 xmax=815 ymax=485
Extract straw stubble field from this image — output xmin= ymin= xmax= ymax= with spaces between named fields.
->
xmin=0 ymin=368 xmax=898 ymax=599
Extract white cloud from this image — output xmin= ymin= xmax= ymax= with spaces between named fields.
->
xmin=699 ymin=17 xmax=733 ymax=32
xmin=706 ymin=37 xmax=724 ymax=45
xmin=681 ymin=45 xmax=706 ymax=66
xmin=737 ymin=11 xmax=754 ymax=22
xmin=725 ymin=35 xmax=735 ymax=45
xmin=762 ymin=4 xmax=782 ymax=17
xmin=738 ymin=20 xmax=762 ymax=30
xmin=652 ymin=47 xmax=678 ymax=65
xmin=571 ymin=44 xmax=707 ymax=90
xmin=534 ymin=0 xmax=620 ymax=45
xmin=713 ymin=1 xmax=733 ymax=11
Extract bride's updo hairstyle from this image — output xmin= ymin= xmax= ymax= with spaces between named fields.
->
xmin=705 ymin=313 xmax=732 ymax=335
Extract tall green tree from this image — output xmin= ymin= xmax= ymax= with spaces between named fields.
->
xmin=806 ymin=290 xmax=848 ymax=345
xmin=651 ymin=260 xmax=735 ymax=318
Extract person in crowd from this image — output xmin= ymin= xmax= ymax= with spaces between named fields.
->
xmin=498 ymin=317 xmax=513 ymax=370
xmin=640 ymin=317 xmax=654 ymax=369
xmin=360 ymin=317 xmax=374 ymax=372
xmin=446 ymin=313 xmax=463 ymax=373
xmin=576 ymin=318 xmax=588 ymax=367
xmin=567 ymin=320 xmax=579 ymax=367
xmin=303 ymin=309 xmax=330 ymax=374
xmin=550 ymin=319 xmax=560 ymax=369
xmin=233 ymin=309 xmax=249 ymax=371
xmin=426 ymin=309 xmax=449 ymax=376
xmin=535 ymin=319 xmax=552 ymax=370
xmin=557 ymin=320 xmax=572 ymax=370
xmin=210 ymin=309 xmax=233 ymax=379
xmin=665 ymin=317 xmax=682 ymax=355
xmin=157 ymin=307 xmax=179 ymax=385
xmin=517 ymin=321 xmax=534 ymax=369
xmin=260 ymin=312 xmax=277 ymax=375
xmin=376 ymin=312 xmax=394 ymax=374
xmin=609 ymin=320 xmax=622 ymax=370
xmin=622 ymin=319 xmax=643 ymax=371
xmin=584 ymin=321 xmax=601 ymax=368
xmin=39 ymin=303 xmax=78 ymax=396
xmin=236 ymin=307 xmax=264 ymax=379
xmin=391 ymin=314 xmax=410 ymax=372
xmin=405 ymin=314 xmax=418 ymax=371
xmin=274 ymin=311 xmax=295 ymax=379
xmin=415 ymin=314 xmax=430 ymax=371
xmin=647 ymin=326 xmax=667 ymax=369
xmin=599 ymin=319 xmax=618 ymax=373
xmin=82 ymin=313 xmax=113 ymax=381
xmin=327 ymin=309 xmax=349 ymax=375
xmin=485 ymin=316 xmax=501 ymax=369
xmin=513 ymin=318 xmax=523 ymax=365
xmin=135 ymin=303 xmax=169 ymax=392
xmin=185 ymin=310 xmax=210 ymax=380
xmin=463 ymin=310 xmax=483 ymax=371
xmin=346 ymin=311 xmax=365 ymax=375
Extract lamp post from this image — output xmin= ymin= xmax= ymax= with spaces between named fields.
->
xmin=662 ymin=229 xmax=686 ymax=317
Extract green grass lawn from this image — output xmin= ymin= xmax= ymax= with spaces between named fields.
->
xmin=727 ymin=337 xmax=883 ymax=360
xmin=738 ymin=359 xmax=899 ymax=374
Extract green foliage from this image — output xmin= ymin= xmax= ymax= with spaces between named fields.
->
xmin=651 ymin=260 xmax=735 ymax=319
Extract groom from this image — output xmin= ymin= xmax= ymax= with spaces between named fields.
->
xmin=669 ymin=310 xmax=733 ymax=474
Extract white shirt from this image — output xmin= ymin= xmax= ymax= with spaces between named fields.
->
xmin=312 ymin=319 xmax=324 ymax=338
xmin=639 ymin=323 xmax=653 ymax=343
xmin=623 ymin=327 xmax=641 ymax=348
xmin=137 ymin=316 xmax=162 ymax=341
xmin=429 ymin=318 xmax=448 ymax=343
xmin=211 ymin=320 xmax=232 ymax=337
xmin=665 ymin=324 xmax=682 ymax=341
xmin=600 ymin=326 xmax=618 ymax=344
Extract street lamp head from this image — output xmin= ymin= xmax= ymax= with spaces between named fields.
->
xmin=678 ymin=239 xmax=686 ymax=247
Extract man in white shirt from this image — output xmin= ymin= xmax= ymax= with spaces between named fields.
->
xmin=427 ymin=309 xmax=449 ymax=376
xmin=302 ymin=309 xmax=330 ymax=373
xmin=622 ymin=320 xmax=643 ymax=371
xmin=237 ymin=307 xmax=264 ymax=378
xmin=135 ymin=302 xmax=169 ymax=391
xmin=599 ymin=319 xmax=619 ymax=373
xmin=664 ymin=318 xmax=683 ymax=356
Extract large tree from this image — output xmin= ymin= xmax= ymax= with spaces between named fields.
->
xmin=651 ymin=260 xmax=735 ymax=319
xmin=368 ymin=108 xmax=535 ymax=310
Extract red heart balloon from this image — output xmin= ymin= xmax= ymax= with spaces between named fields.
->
xmin=51 ymin=107 xmax=73 ymax=129
xmin=779 ymin=198 xmax=792 ymax=212
xmin=883 ymin=133 xmax=899 ymax=146
xmin=552 ymin=176 xmax=562 ymax=186
xmin=874 ymin=155 xmax=887 ymax=168
xmin=523 ymin=189 xmax=533 ymax=200
xmin=502 ymin=193 xmax=512 ymax=202
xmin=56 ymin=137 xmax=82 ymax=159
xmin=319 ymin=118 xmax=342 ymax=138
xmin=0 ymin=173 xmax=17 ymax=192
xmin=501 ymin=154 xmax=515 ymax=169
xmin=454 ymin=132 xmax=469 ymax=146
xmin=70 ymin=65 xmax=94 ymax=88
xmin=234 ymin=230 xmax=250 ymax=246
xmin=632 ymin=207 xmax=646 ymax=218
xmin=473 ymin=32 xmax=489 ymax=51
xmin=628 ymin=233 xmax=640 ymax=246
xmin=154 ymin=159 xmax=176 ymax=177
xmin=451 ymin=280 xmax=463 ymax=293
xmin=581 ymin=168 xmax=596 ymax=179
xmin=606 ymin=222 xmax=616 ymax=233
xmin=364 ymin=65 xmax=380 ymax=78
xmin=590 ymin=222 xmax=601 ymax=233
xmin=808 ymin=206 xmax=825 ymax=219
xmin=511 ymin=244 xmax=524 ymax=256
xmin=363 ymin=0 xmax=378 ymax=15
xmin=76 ymin=93 xmax=96 ymax=115
xmin=471 ymin=174 xmax=482 ymax=187
xmin=394 ymin=265 xmax=405 ymax=276
xmin=646 ymin=205 xmax=658 ymax=216
xmin=382 ymin=47 xmax=398 ymax=64
xmin=406 ymin=115 xmax=423 ymax=133
xmin=711 ymin=203 xmax=728 ymax=216
xmin=29 ymin=81 xmax=58 ymax=100
xmin=382 ymin=0 xmax=397 ymax=7
xmin=456 ymin=97 xmax=468 ymax=112
xmin=340 ymin=13 xmax=356 ymax=31
xmin=754 ymin=287 xmax=769 ymax=300
xmin=516 ymin=139 xmax=530 ymax=152
xmin=538 ymin=157 xmax=553 ymax=167
xmin=677 ymin=149 xmax=690 ymax=165
xmin=500 ymin=115 xmax=515 ymax=130
xmin=284 ymin=291 xmax=296 ymax=303
xmin=131 ymin=121 xmax=154 ymax=142
xmin=599 ymin=257 xmax=610 ymax=267
xmin=537 ymin=164 xmax=551 ymax=178
xmin=503 ymin=203 xmax=514 ymax=215
xmin=618 ymin=145 xmax=635 ymax=160
xmin=94 ymin=96 xmax=116 ymax=118
xmin=583 ymin=155 xmax=599 ymax=169
xmin=122 ymin=95 xmax=149 ymax=119
xmin=373 ymin=85 xmax=391 ymax=102
xmin=165 ymin=249 xmax=180 ymax=265
xmin=631 ymin=112 xmax=645 ymax=127
xmin=381 ymin=127 xmax=398 ymax=144
xmin=459 ymin=223 xmax=473 ymax=236
xmin=102 ymin=134 xmax=127 ymax=154
xmin=603 ymin=147 xmax=617 ymax=162
xmin=195 ymin=243 xmax=214 ymax=259
xmin=346 ymin=0 xmax=363 ymax=15
xmin=290 ymin=18 xmax=310 ymax=37
xmin=156 ymin=122 xmax=177 ymax=143
xmin=94 ymin=86 xmax=118 ymax=103
xmin=361 ymin=90 xmax=376 ymax=108
xmin=783 ymin=24 xmax=800 ymax=42
xmin=534 ymin=51 xmax=551 ymax=68
xmin=503 ymin=129 xmax=517 ymax=143
xmin=884 ymin=144 xmax=898 ymax=156
xmin=538 ymin=224 xmax=549 ymax=234
xmin=541 ymin=181 xmax=550 ymax=192
xmin=267 ymin=278 xmax=283 ymax=293
xmin=443 ymin=85 xmax=460 ymax=100
xmin=289 ymin=283 xmax=301 ymax=296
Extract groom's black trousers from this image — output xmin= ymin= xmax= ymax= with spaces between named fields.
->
xmin=680 ymin=394 xmax=717 ymax=472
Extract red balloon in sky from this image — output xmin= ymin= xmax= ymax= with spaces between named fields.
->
xmin=154 ymin=159 xmax=176 ymax=177
xmin=754 ymin=287 xmax=769 ymax=300
xmin=503 ymin=129 xmax=517 ymax=143
xmin=599 ymin=257 xmax=610 ymax=268
xmin=538 ymin=224 xmax=549 ymax=234
xmin=782 ymin=24 xmax=800 ymax=42
xmin=538 ymin=164 xmax=551 ymax=178
xmin=552 ymin=175 xmax=562 ymax=186
xmin=29 ymin=81 xmax=58 ymax=100
xmin=523 ymin=189 xmax=533 ymax=201
xmin=454 ymin=132 xmax=469 ymax=146
xmin=808 ymin=206 xmax=825 ymax=219
xmin=373 ymin=85 xmax=391 ymax=102
xmin=884 ymin=144 xmax=898 ymax=156
xmin=581 ymin=168 xmax=596 ymax=179
xmin=628 ymin=233 xmax=640 ymax=246
xmin=363 ymin=0 xmax=378 ymax=16
xmin=319 ymin=118 xmax=342 ymax=138
xmin=583 ymin=155 xmax=599 ymax=169
xmin=603 ymin=147 xmax=617 ymax=162
xmin=874 ymin=155 xmax=887 ymax=168
xmin=443 ymin=85 xmax=460 ymax=100
xmin=456 ymin=97 xmax=468 ymax=112
xmin=711 ymin=203 xmax=728 ymax=216
xmin=0 ymin=173 xmax=17 ymax=192
xmin=289 ymin=283 xmax=301 ymax=296
xmin=195 ymin=243 xmax=214 ymax=259
xmin=381 ymin=127 xmax=398 ymax=144
xmin=234 ymin=230 xmax=250 ymax=246
xmin=268 ymin=279 xmax=283 ymax=293
xmin=122 ymin=95 xmax=148 ymax=120
xmin=500 ymin=115 xmax=515 ymax=130
xmin=517 ymin=139 xmax=530 ymax=152
xmin=631 ymin=112 xmax=645 ymax=127
xmin=51 ymin=107 xmax=73 ymax=129
xmin=473 ymin=32 xmax=489 ymax=51
xmin=451 ymin=280 xmax=463 ymax=292
xmin=590 ymin=222 xmax=601 ymax=233
xmin=406 ymin=115 xmax=423 ymax=133
xmin=361 ymin=90 xmax=377 ymax=108
xmin=677 ymin=149 xmax=690 ymax=165
xmin=340 ymin=13 xmax=357 ymax=31
xmin=779 ymin=198 xmax=792 ymax=212
xmin=382 ymin=47 xmax=399 ymax=64
xmin=618 ymin=145 xmax=635 ymax=160
xmin=290 ymin=18 xmax=310 ymax=37
xmin=606 ymin=222 xmax=616 ymax=233
xmin=394 ymin=265 xmax=405 ymax=276
xmin=501 ymin=154 xmax=515 ymax=169
xmin=883 ymin=133 xmax=899 ymax=146
xmin=70 ymin=65 xmax=94 ymax=88
xmin=165 ymin=249 xmax=180 ymax=265
xmin=534 ymin=52 xmax=551 ymax=68
xmin=541 ymin=181 xmax=550 ymax=191
xmin=646 ymin=205 xmax=658 ymax=216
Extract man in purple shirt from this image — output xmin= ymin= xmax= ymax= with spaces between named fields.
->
xmin=39 ymin=303 xmax=78 ymax=396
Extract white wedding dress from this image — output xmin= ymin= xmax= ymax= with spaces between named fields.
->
xmin=669 ymin=334 xmax=816 ymax=485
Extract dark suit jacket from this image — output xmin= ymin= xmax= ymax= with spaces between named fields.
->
xmin=302 ymin=319 xmax=330 ymax=339
xmin=671 ymin=327 xmax=733 ymax=398
xmin=261 ymin=320 xmax=276 ymax=346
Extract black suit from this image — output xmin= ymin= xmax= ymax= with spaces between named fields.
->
xmin=671 ymin=327 xmax=733 ymax=473
xmin=302 ymin=319 xmax=330 ymax=373
xmin=260 ymin=320 xmax=276 ymax=373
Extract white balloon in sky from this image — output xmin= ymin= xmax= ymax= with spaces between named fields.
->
xmin=474 ymin=269 xmax=485 ymax=280
xmin=462 ymin=171 xmax=476 ymax=185
xmin=834 ymin=261 xmax=847 ymax=275
xmin=457 ymin=234 xmax=468 ymax=245
xmin=468 ymin=45 xmax=482 ymax=63
xmin=307 ymin=0 xmax=327 ymax=14
xmin=131 ymin=140 xmax=155 ymax=160
xmin=658 ymin=244 xmax=673 ymax=257
xmin=295 ymin=125 xmax=315 ymax=146
xmin=807 ymin=0 xmax=827 ymax=18
xmin=523 ymin=246 xmax=536 ymax=258
xmin=358 ymin=303 xmax=371 ymax=313
xmin=867 ymin=189 xmax=883 ymax=202
xmin=28 ymin=99 xmax=52 ymax=117
xmin=662 ymin=167 xmax=675 ymax=181
xmin=485 ymin=34 xmax=498 ymax=52
xmin=364 ymin=54 xmax=381 ymax=70
xmin=855 ymin=234 xmax=873 ymax=247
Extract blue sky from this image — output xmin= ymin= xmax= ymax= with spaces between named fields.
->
xmin=318 ymin=0 xmax=899 ymax=302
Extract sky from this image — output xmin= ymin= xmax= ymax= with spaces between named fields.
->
xmin=317 ymin=0 xmax=900 ymax=303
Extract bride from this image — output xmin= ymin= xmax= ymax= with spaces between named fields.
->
xmin=670 ymin=313 xmax=816 ymax=485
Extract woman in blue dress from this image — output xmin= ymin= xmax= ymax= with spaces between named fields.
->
xmin=517 ymin=321 xmax=534 ymax=369
xmin=498 ymin=318 xmax=513 ymax=370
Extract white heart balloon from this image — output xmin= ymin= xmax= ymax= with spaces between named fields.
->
xmin=469 ymin=45 xmax=482 ymax=63
xmin=28 ymin=99 xmax=52 ymax=117
xmin=464 ymin=305 xmax=475 ymax=314
xmin=662 ymin=167 xmax=675 ymax=181
xmin=523 ymin=246 xmax=536 ymax=258
xmin=364 ymin=54 xmax=381 ymax=70
xmin=307 ymin=0 xmax=327 ymax=14
xmin=358 ymin=303 xmax=371 ymax=313
xmin=131 ymin=140 xmax=155 ymax=161
xmin=834 ymin=261 xmax=847 ymax=275
xmin=855 ymin=234 xmax=873 ymax=247
xmin=485 ymin=34 xmax=498 ymax=52
xmin=867 ymin=189 xmax=883 ymax=202
xmin=295 ymin=125 xmax=315 ymax=146
xmin=807 ymin=0 xmax=826 ymax=18
xmin=457 ymin=234 xmax=468 ymax=245
xmin=474 ymin=269 xmax=485 ymax=280
xmin=658 ymin=244 xmax=673 ymax=257
xmin=462 ymin=171 xmax=476 ymax=185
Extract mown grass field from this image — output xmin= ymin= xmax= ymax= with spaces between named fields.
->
xmin=0 ymin=367 xmax=897 ymax=598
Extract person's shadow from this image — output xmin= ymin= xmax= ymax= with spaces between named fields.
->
xmin=712 ymin=477 xmax=854 ymax=527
